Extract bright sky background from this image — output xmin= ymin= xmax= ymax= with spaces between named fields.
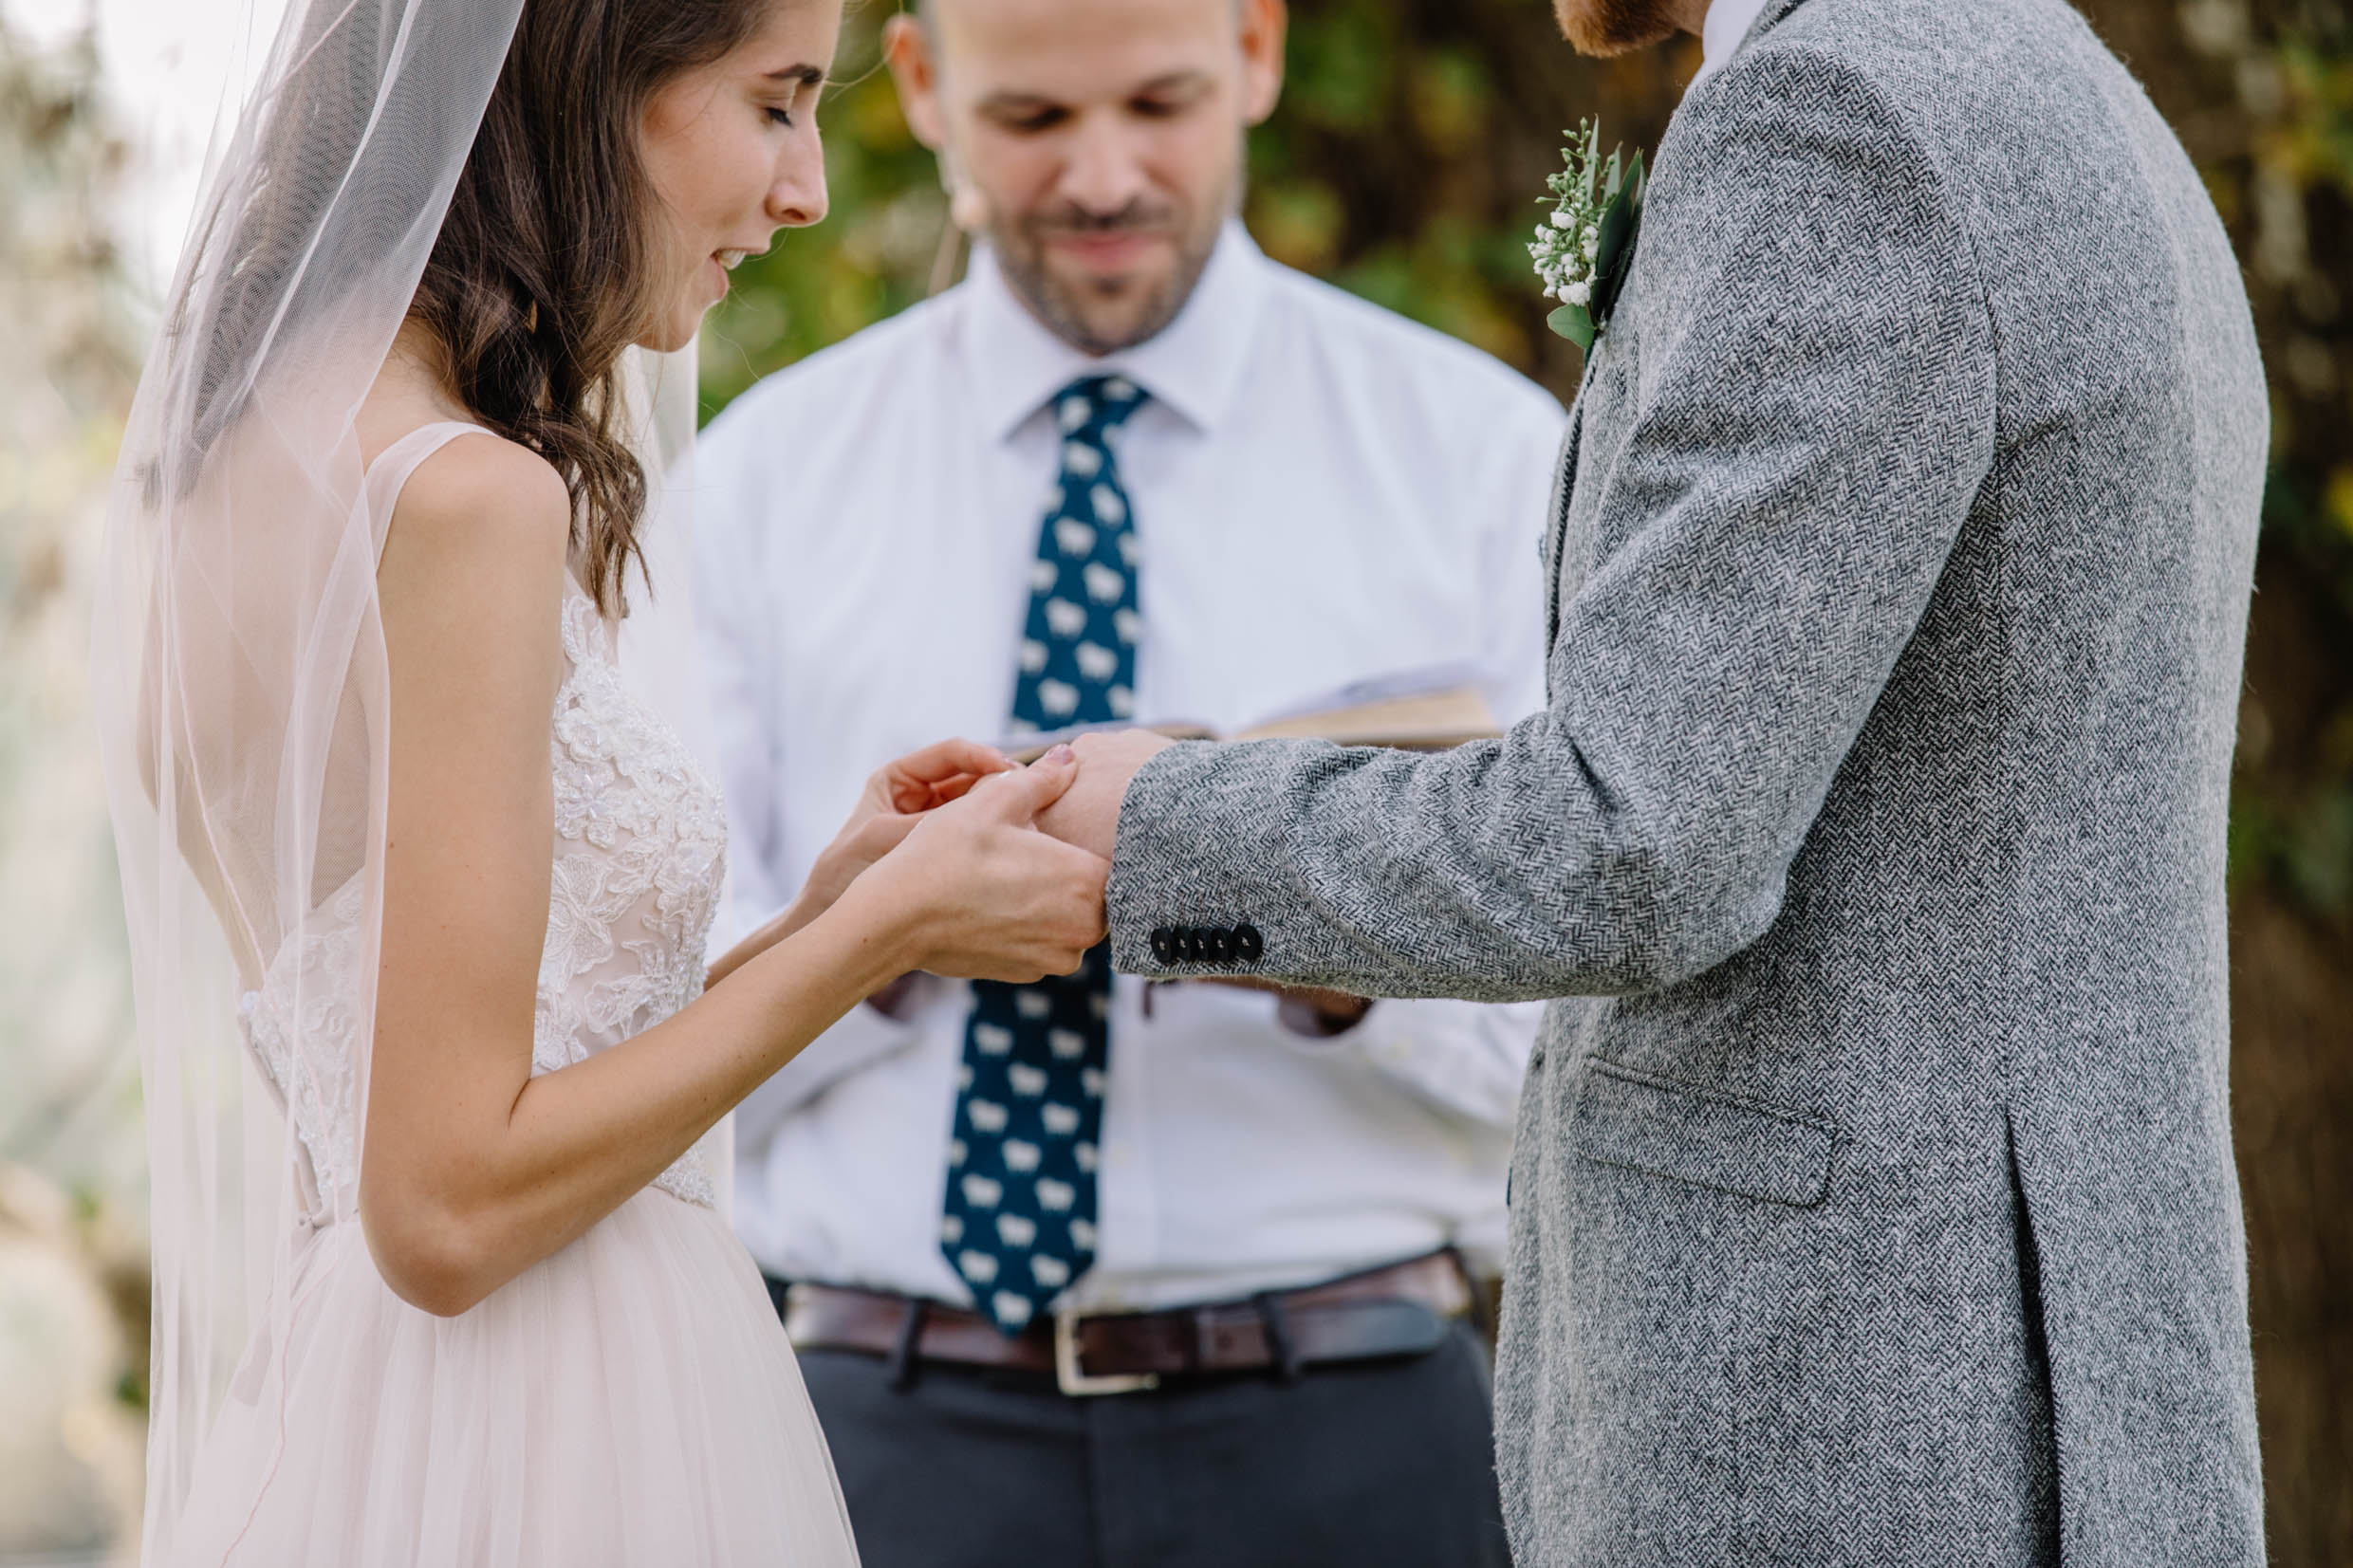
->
xmin=9 ymin=0 xmax=291 ymax=306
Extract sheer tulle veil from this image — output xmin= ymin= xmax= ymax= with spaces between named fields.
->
xmin=90 ymin=0 xmax=717 ymax=1557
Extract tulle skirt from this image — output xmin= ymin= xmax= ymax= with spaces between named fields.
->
xmin=167 ymin=1186 xmax=861 ymax=1567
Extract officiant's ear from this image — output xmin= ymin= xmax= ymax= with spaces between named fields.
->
xmin=881 ymin=10 xmax=948 ymax=155
xmin=1236 ymin=0 xmax=1288 ymax=128
xmin=883 ymin=9 xmax=986 ymax=229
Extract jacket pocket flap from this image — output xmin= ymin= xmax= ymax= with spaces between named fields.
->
xmin=1569 ymin=1061 xmax=1836 ymax=1208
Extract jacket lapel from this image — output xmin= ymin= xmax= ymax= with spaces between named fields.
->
xmin=1542 ymin=0 xmax=1812 ymax=665
xmin=1541 ymin=385 xmax=1590 ymax=664
xmin=1751 ymin=0 xmax=1810 ymax=46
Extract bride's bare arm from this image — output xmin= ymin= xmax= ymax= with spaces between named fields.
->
xmin=365 ymin=439 xmax=1105 ymax=1317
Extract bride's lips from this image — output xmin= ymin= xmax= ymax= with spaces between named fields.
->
xmin=705 ymin=248 xmax=751 ymax=299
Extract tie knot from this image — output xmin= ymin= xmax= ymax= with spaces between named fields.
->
xmin=1054 ymin=375 xmax=1148 ymax=440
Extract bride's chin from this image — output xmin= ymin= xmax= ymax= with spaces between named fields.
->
xmin=633 ymin=310 xmax=702 ymax=356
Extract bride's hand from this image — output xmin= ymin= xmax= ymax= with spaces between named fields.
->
xmin=707 ymin=737 xmax=1012 ymax=987
xmin=803 ymin=737 xmax=1015 ymax=918
xmin=842 ymin=745 xmax=1109 ymax=984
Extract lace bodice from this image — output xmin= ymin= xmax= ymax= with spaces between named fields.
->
xmin=533 ymin=581 xmax=728 ymax=1204
xmin=243 ymin=575 xmax=729 ymax=1216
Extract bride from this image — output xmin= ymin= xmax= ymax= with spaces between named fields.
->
xmin=94 ymin=0 xmax=1107 ymax=1561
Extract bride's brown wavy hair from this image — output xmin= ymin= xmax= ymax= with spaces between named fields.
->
xmin=411 ymin=0 xmax=771 ymax=615
xmin=175 ymin=0 xmax=770 ymax=618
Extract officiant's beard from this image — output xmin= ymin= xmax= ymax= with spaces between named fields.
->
xmin=991 ymin=192 xmax=1229 ymax=357
xmin=1553 ymin=0 xmax=1683 ymax=56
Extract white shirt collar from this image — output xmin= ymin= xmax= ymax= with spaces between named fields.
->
xmin=1693 ymin=0 xmax=1777 ymax=88
xmin=960 ymin=218 xmax=1270 ymax=443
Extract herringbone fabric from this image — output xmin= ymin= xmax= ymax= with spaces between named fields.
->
xmin=1102 ymin=0 xmax=2268 ymax=1563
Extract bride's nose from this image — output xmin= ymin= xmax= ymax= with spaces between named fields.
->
xmin=768 ymin=145 xmax=828 ymax=230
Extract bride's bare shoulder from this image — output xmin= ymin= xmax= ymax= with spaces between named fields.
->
xmin=376 ymin=425 xmax=571 ymax=692
xmin=394 ymin=429 xmax=569 ymax=552
xmin=364 ymin=330 xmax=569 ymax=576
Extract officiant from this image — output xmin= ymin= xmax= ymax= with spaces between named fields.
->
xmin=695 ymin=0 xmax=1562 ymax=1561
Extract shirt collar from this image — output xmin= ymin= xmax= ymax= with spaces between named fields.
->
xmin=958 ymin=218 xmax=1270 ymax=444
xmin=1691 ymin=0 xmax=1779 ymax=89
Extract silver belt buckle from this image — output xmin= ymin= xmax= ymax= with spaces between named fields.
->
xmin=1054 ymin=1308 xmax=1159 ymax=1397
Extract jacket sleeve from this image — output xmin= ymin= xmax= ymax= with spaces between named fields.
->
xmin=1104 ymin=48 xmax=1997 ymax=1002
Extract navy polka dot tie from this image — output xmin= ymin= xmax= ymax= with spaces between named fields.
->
xmin=941 ymin=374 xmax=1147 ymax=1335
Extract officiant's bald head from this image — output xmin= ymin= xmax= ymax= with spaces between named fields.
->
xmin=884 ymin=0 xmax=1287 ymax=355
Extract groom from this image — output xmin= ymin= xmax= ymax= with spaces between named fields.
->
xmin=1043 ymin=0 xmax=2270 ymax=1562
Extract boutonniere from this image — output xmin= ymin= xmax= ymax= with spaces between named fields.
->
xmin=1530 ymin=120 xmax=1647 ymax=352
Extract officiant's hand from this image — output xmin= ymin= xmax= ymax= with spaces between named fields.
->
xmin=1034 ymin=728 xmax=1176 ymax=860
xmin=1185 ymin=976 xmax=1375 ymax=1036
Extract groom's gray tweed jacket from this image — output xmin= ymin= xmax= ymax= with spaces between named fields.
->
xmin=1104 ymin=0 xmax=2268 ymax=1562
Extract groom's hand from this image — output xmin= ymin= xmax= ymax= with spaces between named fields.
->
xmin=1034 ymin=729 xmax=1176 ymax=861
xmin=1038 ymin=730 xmax=1372 ymax=1033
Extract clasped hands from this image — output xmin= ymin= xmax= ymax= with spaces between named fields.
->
xmin=744 ymin=728 xmax=1367 ymax=1031
xmin=814 ymin=725 xmax=1171 ymax=886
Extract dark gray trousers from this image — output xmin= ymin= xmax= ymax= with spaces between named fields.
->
xmin=793 ymin=1321 xmax=1511 ymax=1568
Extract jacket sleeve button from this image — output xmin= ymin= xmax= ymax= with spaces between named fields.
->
xmin=1233 ymin=923 xmax=1264 ymax=962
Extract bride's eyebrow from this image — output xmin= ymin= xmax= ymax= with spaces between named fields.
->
xmin=762 ymin=64 xmax=827 ymax=90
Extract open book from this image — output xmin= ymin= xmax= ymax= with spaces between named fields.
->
xmin=999 ymin=661 xmax=1503 ymax=762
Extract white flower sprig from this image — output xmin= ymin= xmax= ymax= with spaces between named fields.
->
xmin=1530 ymin=119 xmax=1647 ymax=351
xmin=1529 ymin=119 xmax=1607 ymax=311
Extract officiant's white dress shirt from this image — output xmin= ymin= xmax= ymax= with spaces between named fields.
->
xmin=1695 ymin=0 xmax=1776 ymax=86
xmin=696 ymin=223 xmax=1566 ymax=1312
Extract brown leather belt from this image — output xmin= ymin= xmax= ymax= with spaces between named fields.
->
xmin=783 ymin=1250 xmax=1477 ymax=1397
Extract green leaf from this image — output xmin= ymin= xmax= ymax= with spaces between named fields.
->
xmin=1588 ymin=175 xmax=1649 ymax=328
xmin=1600 ymin=212 xmax=1645 ymax=322
xmin=1548 ymin=303 xmax=1595 ymax=349
xmin=1591 ymin=188 xmax=1636 ymax=292
xmin=1628 ymin=149 xmax=1647 ymax=202
xmin=1604 ymin=146 xmax=1624 ymax=202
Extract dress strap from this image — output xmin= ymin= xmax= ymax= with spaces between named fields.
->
xmin=365 ymin=419 xmax=495 ymax=561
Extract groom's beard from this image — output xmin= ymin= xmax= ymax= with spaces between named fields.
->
xmin=991 ymin=192 xmax=1226 ymax=358
xmin=1553 ymin=0 xmax=1684 ymax=56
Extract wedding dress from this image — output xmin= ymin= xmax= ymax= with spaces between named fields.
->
xmin=161 ymin=425 xmax=861 ymax=1567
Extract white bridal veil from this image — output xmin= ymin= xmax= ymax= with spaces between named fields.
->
xmin=91 ymin=0 xmax=716 ymax=1557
